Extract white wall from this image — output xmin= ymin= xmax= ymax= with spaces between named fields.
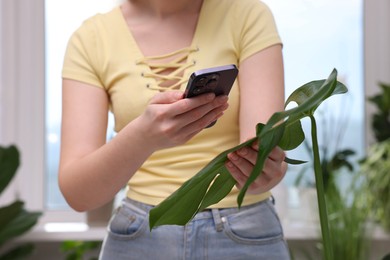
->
xmin=0 ymin=1 xmax=3 ymax=141
xmin=0 ymin=0 xmax=45 ymax=209
xmin=364 ymin=0 xmax=390 ymax=145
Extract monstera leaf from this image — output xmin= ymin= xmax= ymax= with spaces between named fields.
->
xmin=150 ymin=69 xmax=348 ymax=260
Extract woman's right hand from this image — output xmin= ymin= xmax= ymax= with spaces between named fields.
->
xmin=135 ymin=91 xmax=229 ymax=150
xmin=59 ymin=81 xmax=227 ymax=211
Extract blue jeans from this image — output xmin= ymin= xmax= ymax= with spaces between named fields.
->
xmin=99 ymin=197 xmax=290 ymax=260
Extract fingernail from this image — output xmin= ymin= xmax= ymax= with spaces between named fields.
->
xmin=229 ymin=152 xmax=239 ymax=161
xmin=217 ymin=95 xmax=228 ymax=104
xmin=206 ymin=93 xmax=215 ymax=100
xmin=226 ymin=161 xmax=234 ymax=168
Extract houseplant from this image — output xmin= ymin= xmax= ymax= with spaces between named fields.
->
xmin=0 ymin=145 xmax=42 ymax=259
xmin=61 ymin=240 xmax=101 ymax=260
xmin=322 ymin=163 xmax=371 ymax=260
xmin=357 ymin=83 xmax=390 ymax=232
xmin=149 ymin=69 xmax=348 ymax=260
xmin=367 ymin=83 xmax=390 ymax=143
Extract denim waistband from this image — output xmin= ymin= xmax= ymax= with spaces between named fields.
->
xmin=122 ymin=197 xmax=272 ymax=231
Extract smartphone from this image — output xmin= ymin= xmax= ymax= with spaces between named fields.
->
xmin=184 ymin=64 xmax=238 ymax=127
xmin=184 ymin=64 xmax=238 ymax=98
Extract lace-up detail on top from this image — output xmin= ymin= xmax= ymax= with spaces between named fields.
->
xmin=136 ymin=47 xmax=199 ymax=91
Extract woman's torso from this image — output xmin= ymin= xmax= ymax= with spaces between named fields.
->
xmin=62 ymin=0 xmax=281 ymax=207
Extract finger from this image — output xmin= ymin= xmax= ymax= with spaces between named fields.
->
xmin=179 ymin=103 xmax=228 ymax=134
xmin=227 ymin=151 xmax=254 ymax=177
xmin=225 ymin=160 xmax=246 ymax=189
xmin=262 ymin=157 xmax=287 ymax=183
xmin=251 ymin=140 xmax=259 ymax=151
xmin=185 ymin=95 xmax=228 ymax=118
xmin=268 ymin=146 xmax=285 ymax=162
xmin=175 ymin=96 xmax=229 ymax=127
xmin=246 ymin=173 xmax=274 ymax=194
xmin=149 ymin=91 xmax=184 ymax=104
xmin=169 ymin=92 xmax=217 ymax=116
xmin=236 ymin=146 xmax=258 ymax=165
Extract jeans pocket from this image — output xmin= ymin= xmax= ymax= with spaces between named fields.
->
xmin=107 ymin=204 xmax=148 ymax=240
xmin=222 ymin=200 xmax=284 ymax=245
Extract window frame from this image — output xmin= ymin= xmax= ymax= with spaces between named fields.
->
xmin=1 ymin=0 xmax=390 ymax=232
xmin=0 ymin=0 xmax=84 ymax=223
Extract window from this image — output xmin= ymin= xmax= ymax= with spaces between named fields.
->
xmin=45 ymin=0 xmax=120 ymax=210
xmin=44 ymin=0 xmax=364 ymax=211
xmin=263 ymin=0 xmax=364 ymax=188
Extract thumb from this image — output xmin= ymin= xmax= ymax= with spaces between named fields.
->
xmin=150 ymin=91 xmax=184 ymax=104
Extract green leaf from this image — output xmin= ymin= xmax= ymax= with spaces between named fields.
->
xmin=382 ymin=253 xmax=390 ymax=260
xmin=237 ymin=124 xmax=285 ymax=206
xmin=0 ymin=145 xmax=20 ymax=195
xmin=149 ymin=138 xmax=254 ymax=229
xmin=0 ymin=243 xmax=35 ymax=260
xmin=149 ymin=170 xmax=216 ymax=228
xmin=197 ymin=168 xmax=236 ymax=211
xmin=0 ymin=201 xmax=24 ymax=232
xmin=284 ymin=157 xmax=307 ymax=165
xmin=0 ymin=208 xmax=41 ymax=247
xmin=279 ymin=120 xmax=305 ymax=151
xmin=149 ymin=68 xmax=348 ymax=241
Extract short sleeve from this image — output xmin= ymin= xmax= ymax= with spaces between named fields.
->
xmin=62 ymin=19 xmax=104 ymax=88
xmin=236 ymin=0 xmax=282 ymax=64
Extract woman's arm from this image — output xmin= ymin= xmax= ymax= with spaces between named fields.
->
xmin=59 ymin=79 xmax=155 ymax=212
xmin=226 ymin=44 xmax=287 ymax=194
xmin=239 ymin=44 xmax=285 ymax=140
xmin=59 ymin=79 xmax=229 ymax=211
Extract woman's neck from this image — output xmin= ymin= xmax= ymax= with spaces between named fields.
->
xmin=125 ymin=0 xmax=203 ymax=19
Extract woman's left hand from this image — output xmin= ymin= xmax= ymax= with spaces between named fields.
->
xmin=226 ymin=141 xmax=287 ymax=194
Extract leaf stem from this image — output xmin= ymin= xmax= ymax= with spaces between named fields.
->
xmin=310 ymin=115 xmax=333 ymax=260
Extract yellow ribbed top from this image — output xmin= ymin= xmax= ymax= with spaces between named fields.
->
xmin=62 ymin=0 xmax=281 ymax=207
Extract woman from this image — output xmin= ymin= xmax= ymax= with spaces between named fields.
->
xmin=59 ymin=0 xmax=289 ymax=258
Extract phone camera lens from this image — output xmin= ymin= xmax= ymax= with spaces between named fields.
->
xmin=193 ymin=87 xmax=203 ymax=95
xmin=196 ymin=77 xmax=207 ymax=86
xmin=206 ymin=79 xmax=218 ymax=88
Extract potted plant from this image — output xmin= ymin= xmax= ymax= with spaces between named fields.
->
xmin=0 ymin=145 xmax=41 ymax=259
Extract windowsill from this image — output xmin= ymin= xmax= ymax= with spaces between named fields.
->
xmin=18 ymin=223 xmax=107 ymax=242
xmin=17 ymin=219 xmax=390 ymax=243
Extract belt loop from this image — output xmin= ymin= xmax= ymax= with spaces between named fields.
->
xmin=211 ymin=209 xmax=224 ymax=232
xmin=270 ymin=195 xmax=275 ymax=205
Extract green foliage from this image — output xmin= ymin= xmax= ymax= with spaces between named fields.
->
xmin=0 ymin=243 xmax=35 ymax=260
xmin=61 ymin=240 xmax=101 ymax=260
xmin=293 ymin=138 xmax=356 ymax=193
xmin=0 ymin=145 xmax=19 ymax=194
xmin=356 ymin=82 xmax=390 ymax=234
xmin=368 ymin=83 xmax=390 ymax=142
xmin=149 ymin=69 xmax=348 ymax=260
xmin=0 ymin=145 xmax=42 ymax=259
xmin=324 ymin=182 xmax=370 ymax=260
xmin=358 ymin=139 xmax=390 ymax=232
